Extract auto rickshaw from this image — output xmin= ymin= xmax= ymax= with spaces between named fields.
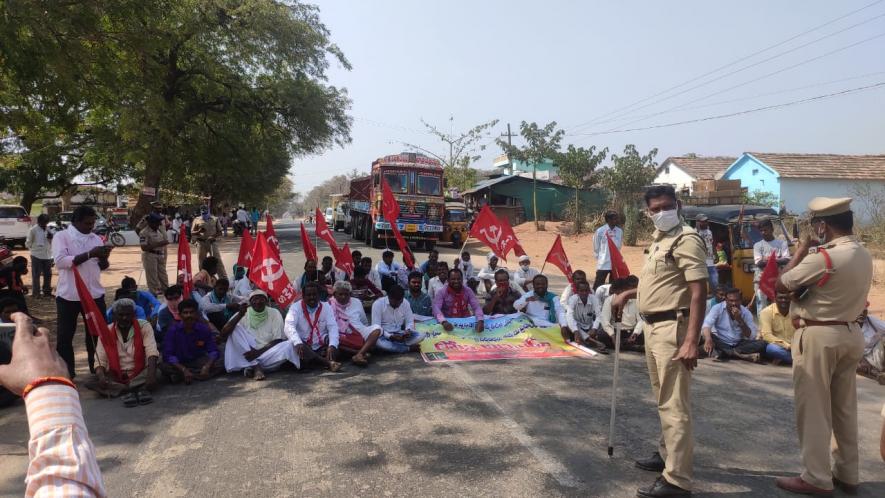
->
xmin=440 ymin=201 xmax=469 ymax=247
xmin=682 ymin=205 xmax=794 ymax=306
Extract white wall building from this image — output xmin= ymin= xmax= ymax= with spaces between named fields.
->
xmin=654 ymin=156 xmax=736 ymax=193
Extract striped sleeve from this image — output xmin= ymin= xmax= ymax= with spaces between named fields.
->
xmin=24 ymin=384 xmax=107 ymax=497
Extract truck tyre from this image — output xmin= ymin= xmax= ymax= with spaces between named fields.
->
xmin=369 ymin=226 xmax=382 ymax=248
xmin=424 ymin=240 xmax=435 ymax=252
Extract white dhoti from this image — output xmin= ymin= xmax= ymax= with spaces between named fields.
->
xmin=224 ymin=325 xmax=301 ymax=372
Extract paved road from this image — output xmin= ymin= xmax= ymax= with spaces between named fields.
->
xmin=1 ymin=221 xmax=883 ymax=497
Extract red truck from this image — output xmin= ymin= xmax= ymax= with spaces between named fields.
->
xmin=347 ymin=152 xmax=445 ymax=250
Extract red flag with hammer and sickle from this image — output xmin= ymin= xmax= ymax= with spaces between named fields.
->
xmin=265 ymin=213 xmax=280 ymax=255
xmin=381 ymin=179 xmax=415 ymax=268
xmin=314 ymin=207 xmax=340 ymax=253
xmin=236 ymin=229 xmax=254 ymax=269
xmin=177 ymin=229 xmax=194 ymax=298
xmin=497 ymin=215 xmax=526 ymax=258
xmin=336 ymin=242 xmax=355 ymax=276
xmin=249 ymin=231 xmax=298 ymax=308
xmin=469 ymin=205 xmax=516 ymax=262
xmin=300 ymin=222 xmax=317 ymax=262
xmin=545 ymin=234 xmax=574 ymax=283
xmin=607 ymin=233 xmax=631 ymax=280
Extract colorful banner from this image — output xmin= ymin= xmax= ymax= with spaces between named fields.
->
xmin=417 ymin=313 xmax=596 ymax=363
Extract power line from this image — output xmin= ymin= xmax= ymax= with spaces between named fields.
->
xmin=578 ymin=13 xmax=885 ymax=131
xmin=568 ymin=81 xmax=885 ymax=138
xmin=584 ymin=30 xmax=885 ymax=135
xmin=567 ymin=0 xmax=885 ymax=131
xmin=575 ymin=70 xmax=885 ymax=130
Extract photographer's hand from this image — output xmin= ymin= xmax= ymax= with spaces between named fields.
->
xmin=0 ymin=313 xmax=69 ymax=394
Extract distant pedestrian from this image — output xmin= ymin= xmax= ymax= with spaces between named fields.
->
xmin=25 ymin=214 xmax=53 ymax=298
xmin=592 ymin=210 xmax=622 ymax=290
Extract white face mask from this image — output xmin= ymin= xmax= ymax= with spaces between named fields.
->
xmin=520 ymin=263 xmax=530 ymax=270
xmin=649 ymin=209 xmax=681 ymax=232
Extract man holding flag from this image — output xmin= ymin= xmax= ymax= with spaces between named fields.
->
xmin=592 ymin=211 xmax=623 ymax=291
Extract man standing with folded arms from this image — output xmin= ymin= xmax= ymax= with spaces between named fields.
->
xmin=614 ymin=185 xmax=707 ymax=498
xmin=774 ymin=197 xmax=871 ymax=496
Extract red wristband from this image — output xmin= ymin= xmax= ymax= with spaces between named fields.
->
xmin=21 ymin=376 xmax=76 ymax=398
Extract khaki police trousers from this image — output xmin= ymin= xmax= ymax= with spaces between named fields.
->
xmin=141 ymin=251 xmax=168 ymax=294
xmin=197 ymin=240 xmax=227 ymax=279
xmin=792 ymin=324 xmax=864 ymax=489
xmin=644 ymin=319 xmax=693 ymax=490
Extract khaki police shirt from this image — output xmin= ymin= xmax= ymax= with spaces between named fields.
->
xmin=139 ymin=226 xmax=167 ymax=254
xmin=780 ymin=235 xmax=872 ymax=322
xmin=192 ymin=216 xmax=222 ymax=240
xmin=135 ymin=216 xmax=167 ymax=236
xmin=637 ymin=225 xmax=708 ymax=314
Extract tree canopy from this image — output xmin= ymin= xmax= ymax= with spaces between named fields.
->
xmin=404 ymin=118 xmax=498 ymax=194
xmin=0 ymin=0 xmax=352 ymax=217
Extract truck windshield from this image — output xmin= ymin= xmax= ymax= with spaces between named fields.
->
xmin=417 ymin=175 xmax=441 ymax=195
xmin=384 ymin=172 xmax=408 ymax=193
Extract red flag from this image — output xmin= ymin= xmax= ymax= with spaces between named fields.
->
xmin=468 ymin=205 xmax=516 ymax=261
xmin=314 ymin=207 xmax=340 ymax=253
xmin=265 ymin=213 xmax=280 ymax=255
xmin=336 ymin=242 xmax=355 ymax=276
xmin=497 ymin=215 xmax=526 ymax=258
xmin=381 ymin=179 xmax=415 ymax=268
xmin=300 ymin=222 xmax=317 ymax=262
xmin=249 ymin=231 xmax=299 ymax=308
xmin=71 ymin=267 xmax=121 ymax=376
xmin=544 ymin=234 xmax=574 ymax=283
xmin=758 ymin=251 xmax=779 ymax=302
xmin=607 ymin=233 xmax=630 ymax=279
xmin=236 ymin=229 xmax=254 ymax=269
xmin=177 ymin=230 xmax=194 ymax=298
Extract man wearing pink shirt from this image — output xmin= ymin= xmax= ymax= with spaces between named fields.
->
xmin=431 ymin=268 xmax=485 ymax=334
xmin=52 ymin=205 xmax=113 ymax=377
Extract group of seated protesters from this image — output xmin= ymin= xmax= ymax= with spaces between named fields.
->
xmin=87 ymin=245 xmax=885 ymax=408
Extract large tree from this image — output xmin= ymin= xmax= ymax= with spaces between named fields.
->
xmin=497 ymin=121 xmax=564 ymax=230
xmin=600 ymin=144 xmax=659 ymax=212
xmin=403 ymin=118 xmax=499 ymax=194
xmin=556 ymin=144 xmax=608 ymax=233
xmin=1 ymin=1 xmax=352 ymax=219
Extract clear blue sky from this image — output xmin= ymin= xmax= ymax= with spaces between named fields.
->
xmin=293 ymin=0 xmax=885 ymax=194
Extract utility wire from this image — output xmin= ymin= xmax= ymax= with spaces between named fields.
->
xmin=567 ymin=0 xmax=885 ymax=131
xmin=568 ymin=81 xmax=885 ymax=138
xmin=579 ymin=14 xmax=885 ymax=130
xmin=583 ymin=30 xmax=885 ymax=135
xmin=574 ymin=70 xmax=885 ymax=130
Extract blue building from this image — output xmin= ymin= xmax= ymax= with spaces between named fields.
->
xmin=720 ymin=152 xmax=885 ymax=222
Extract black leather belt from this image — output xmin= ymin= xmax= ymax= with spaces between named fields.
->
xmin=640 ymin=309 xmax=689 ymax=324
xmin=141 ymin=249 xmax=164 ymax=255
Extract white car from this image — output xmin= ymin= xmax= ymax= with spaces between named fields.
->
xmin=324 ymin=207 xmax=334 ymax=225
xmin=0 ymin=205 xmax=31 ymax=248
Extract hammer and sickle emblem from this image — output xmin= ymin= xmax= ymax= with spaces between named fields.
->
xmin=260 ymin=258 xmax=285 ymax=290
xmin=479 ymin=225 xmax=503 ymax=249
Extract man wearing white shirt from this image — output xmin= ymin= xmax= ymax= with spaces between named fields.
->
xmin=427 ymin=261 xmax=449 ymax=300
xmin=198 ymin=278 xmax=245 ymax=331
xmin=52 ymin=206 xmax=113 ymax=376
xmin=284 ymin=282 xmax=342 ymax=371
xmin=329 ymin=281 xmax=382 ymax=366
xmin=376 ymin=250 xmax=405 ymax=292
xmin=512 ymin=255 xmax=540 ymax=292
xmin=231 ymin=266 xmax=253 ymax=299
xmin=514 ymin=275 xmax=571 ymax=341
xmin=371 ymin=285 xmax=425 ymax=353
xmin=559 ymin=270 xmax=589 ymax=307
xmin=360 ymin=257 xmax=383 ymax=291
xmin=221 ymin=290 xmax=299 ymax=379
xmin=599 ymin=277 xmax=645 ymax=351
xmin=565 ymin=280 xmax=601 ymax=346
xmin=25 ymin=214 xmax=53 ymax=298
xmin=592 ymin=211 xmax=623 ymax=290
xmin=752 ymin=219 xmax=790 ymax=314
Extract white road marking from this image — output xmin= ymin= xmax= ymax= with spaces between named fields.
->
xmin=447 ymin=363 xmax=582 ymax=488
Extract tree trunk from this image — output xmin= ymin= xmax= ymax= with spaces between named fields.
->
xmin=532 ymin=165 xmax=539 ymax=230
xmin=574 ymin=187 xmax=580 ymax=234
xmin=19 ymin=190 xmax=38 ymax=215
xmin=131 ymin=149 xmax=165 ymax=226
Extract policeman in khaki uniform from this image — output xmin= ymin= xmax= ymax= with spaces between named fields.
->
xmin=139 ymin=212 xmax=169 ymax=295
xmin=135 ymin=201 xmax=167 ymax=235
xmin=191 ymin=206 xmax=228 ymax=279
xmin=775 ymin=197 xmax=872 ymax=496
xmin=613 ymin=185 xmax=707 ymax=498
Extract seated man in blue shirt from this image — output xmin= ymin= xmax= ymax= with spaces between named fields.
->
xmin=701 ymin=287 xmax=766 ymax=362
xmin=121 ymin=276 xmax=161 ymax=319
